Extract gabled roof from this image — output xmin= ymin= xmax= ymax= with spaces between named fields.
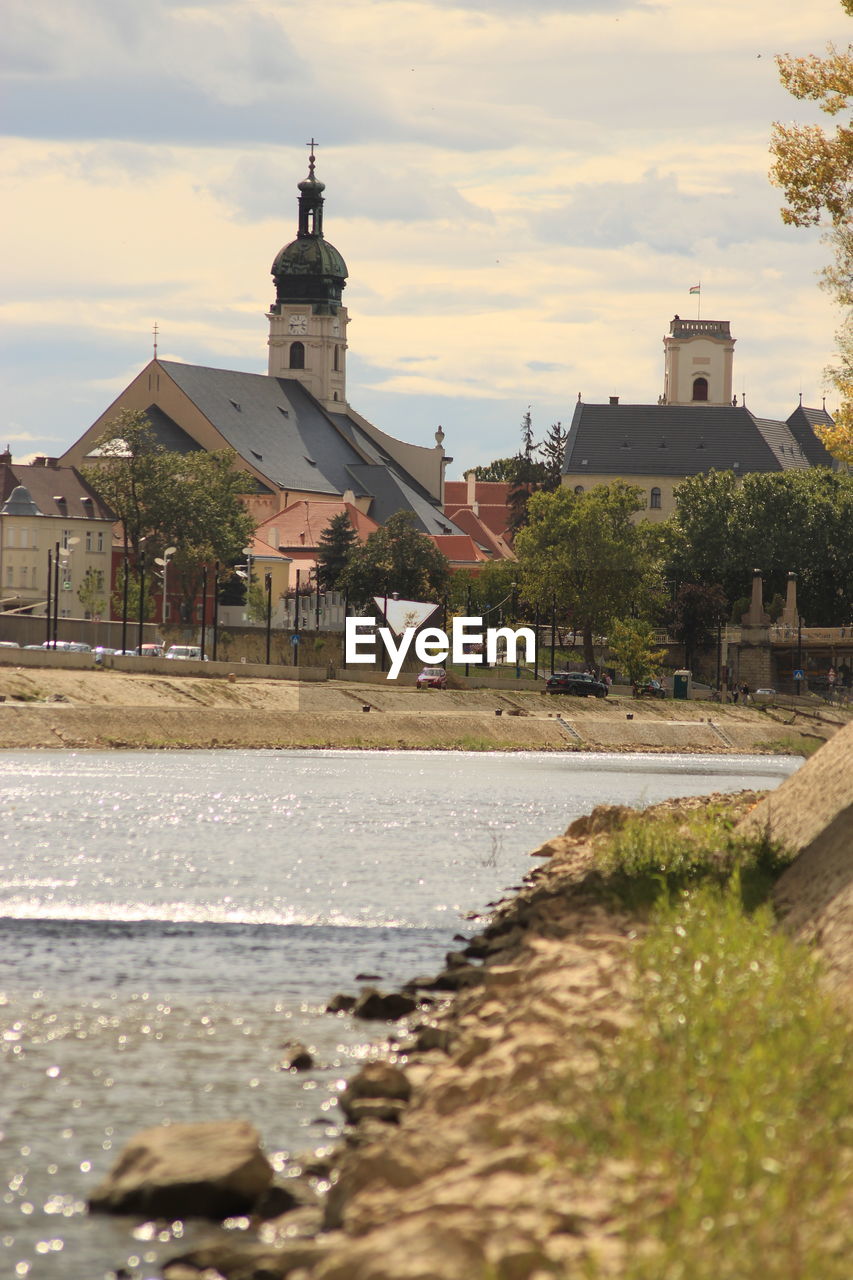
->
xmin=431 ymin=534 xmax=490 ymax=565
xmin=785 ymin=405 xmax=836 ymax=468
xmin=563 ymin=402 xmax=811 ymax=478
xmin=255 ymin=499 xmax=378 ymax=550
xmin=0 ymin=460 xmax=114 ymax=520
xmin=442 ymin=506 xmax=517 ymax=560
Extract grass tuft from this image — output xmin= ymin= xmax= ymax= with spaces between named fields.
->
xmin=594 ymin=806 xmax=791 ymax=912
xmin=564 ymin=887 xmax=853 ymax=1279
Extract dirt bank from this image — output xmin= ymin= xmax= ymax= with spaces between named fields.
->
xmin=0 ymin=665 xmax=846 ymax=752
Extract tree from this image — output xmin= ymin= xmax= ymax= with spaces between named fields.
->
xmin=539 ymin=420 xmax=568 ymax=493
xmin=316 ymin=511 xmax=358 ymax=590
xmin=769 ymin=2 xmax=853 ymax=459
xmin=666 ymin=583 xmax=728 ymax=672
xmin=666 ymin=469 xmax=853 ymax=625
xmin=515 ymin=482 xmax=663 ymax=668
xmin=77 ymin=567 xmax=107 ymax=620
xmin=473 ymin=457 xmax=518 ymax=481
xmin=337 ymin=510 xmax=451 ymax=608
xmin=83 ymin=411 xmax=255 ymax=622
xmin=607 ymin=618 xmax=665 ymax=686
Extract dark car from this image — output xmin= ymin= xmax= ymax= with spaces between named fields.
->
xmin=545 ymin=671 xmax=608 ymax=698
xmin=633 ymin=678 xmax=667 ymax=699
xmin=416 ymin=666 xmax=447 ymax=689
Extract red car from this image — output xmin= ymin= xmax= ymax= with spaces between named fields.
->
xmin=417 ymin=666 xmax=447 ymax=689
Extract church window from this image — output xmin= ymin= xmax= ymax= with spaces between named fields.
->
xmin=650 ymin=487 xmax=662 ymax=509
xmin=692 ymin=376 xmax=708 ymax=402
xmin=574 ymin=485 xmax=584 ymax=494
xmin=289 ymin=342 xmax=305 ymax=370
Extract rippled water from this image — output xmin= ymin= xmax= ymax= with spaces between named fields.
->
xmin=0 ymin=749 xmax=799 ymax=1279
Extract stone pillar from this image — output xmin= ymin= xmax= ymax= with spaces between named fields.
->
xmin=782 ymin=571 xmax=799 ymax=627
xmin=736 ymin=569 xmax=773 ymax=690
xmin=741 ymin=569 xmax=770 ymax=627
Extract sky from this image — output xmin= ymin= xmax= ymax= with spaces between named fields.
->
xmin=3 ymin=0 xmax=851 ymax=479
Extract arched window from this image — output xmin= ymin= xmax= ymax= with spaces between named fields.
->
xmin=574 ymin=484 xmax=584 ymax=495
xmin=692 ymin=376 xmax=708 ymax=402
xmin=289 ymin=342 xmax=305 ymax=370
xmin=650 ymin=487 xmax=662 ymax=509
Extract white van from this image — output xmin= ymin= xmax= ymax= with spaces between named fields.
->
xmin=165 ymin=645 xmax=205 ymax=661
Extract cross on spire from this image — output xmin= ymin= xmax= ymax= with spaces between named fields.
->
xmin=306 ymin=137 xmax=318 ymax=177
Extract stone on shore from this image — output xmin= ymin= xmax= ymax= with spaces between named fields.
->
xmin=88 ymin=1120 xmax=274 ymax=1220
xmin=738 ymin=720 xmax=853 ymax=1006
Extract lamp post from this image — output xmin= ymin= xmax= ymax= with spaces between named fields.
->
xmin=154 ymin=545 xmax=177 ymax=624
xmin=265 ymin=572 xmax=272 ymax=665
xmin=120 ymin=543 xmax=130 ymax=654
xmin=241 ymin=545 xmax=254 ymax=621
xmin=137 ymin=544 xmax=146 ymax=655
xmin=212 ymin=561 xmax=220 ymax=661
xmin=55 ymin=537 xmax=80 ymax=646
xmin=199 ymin=565 xmax=208 ymax=659
xmin=45 ymin=547 xmax=53 ymax=646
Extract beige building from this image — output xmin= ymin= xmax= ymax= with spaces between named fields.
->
xmin=562 ymin=316 xmax=836 ymax=520
xmin=0 ymin=454 xmax=115 ymax=618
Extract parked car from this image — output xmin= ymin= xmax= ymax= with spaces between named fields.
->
xmin=633 ymin=678 xmax=667 ymax=699
xmin=165 ymin=645 xmax=205 ymax=661
xmin=416 ymin=666 xmax=447 ymax=689
xmin=140 ymin=643 xmax=164 ymax=658
xmin=0 ymin=641 xmax=20 ymax=649
xmin=34 ymin=640 xmax=92 ymax=653
xmin=545 ymin=671 xmax=608 ymax=698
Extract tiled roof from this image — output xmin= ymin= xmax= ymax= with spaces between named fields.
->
xmin=0 ymin=461 xmax=114 ymax=520
xmin=256 ymin=500 xmax=378 ymax=549
xmin=563 ymin=402 xmax=812 ymax=478
xmin=431 ymin=534 xmax=489 ymax=564
xmin=785 ymin=405 xmax=836 ymax=468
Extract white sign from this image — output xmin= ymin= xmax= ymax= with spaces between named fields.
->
xmin=372 ymin=597 xmax=439 ymax=635
xmin=345 ymin=616 xmax=536 ymax=680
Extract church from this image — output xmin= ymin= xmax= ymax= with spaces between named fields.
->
xmin=562 ymin=315 xmax=837 ymax=518
xmin=60 ymin=150 xmax=470 ymax=552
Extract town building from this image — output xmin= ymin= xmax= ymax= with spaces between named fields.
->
xmin=562 ymin=316 xmax=836 ymax=519
xmin=60 ymin=150 xmax=463 ymax=546
xmin=0 ymin=452 xmax=115 ymax=619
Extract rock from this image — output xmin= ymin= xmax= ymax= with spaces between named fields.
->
xmin=566 ymin=804 xmax=636 ymax=838
xmin=338 ymin=1061 xmax=411 ymax=1122
xmin=421 ymin=964 xmax=485 ymax=992
xmin=278 ymin=1041 xmax=314 ymax=1072
xmin=325 ymin=992 xmax=357 ymax=1013
xmin=163 ymin=1236 xmax=329 ymax=1279
xmin=351 ymin=987 xmax=419 ymax=1020
xmin=88 ymin=1120 xmax=273 ymax=1220
xmin=341 ymin=1097 xmax=408 ymax=1126
xmin=738 ymin=720 xmax=853 ymax=1006
xmin=253 ymin=1174 xmax=319 ymax=1221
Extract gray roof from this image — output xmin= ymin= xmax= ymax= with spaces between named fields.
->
xmin=157 ymin=361 xmax=463 ymax=536
xmin=785 ymin=404 xmax=836 ymax=468
xmin=563 ymin=403 xmax=813 ymax=478
xmin=1 ymin=485 xmax=41 ymax=516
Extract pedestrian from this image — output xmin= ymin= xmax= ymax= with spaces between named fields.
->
xmin=740 ymin=682 xmax=750 ymax=704
xmin=827 ymin=666 xmax=837 ymax=701
xmin=732 ymin=685 xmax=739 ymax=704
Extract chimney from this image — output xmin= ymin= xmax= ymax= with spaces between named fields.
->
xmin=609 ymin=396 xmax=620 ymax=406
xmin=465 ymin=469 xmax=476 ymax=506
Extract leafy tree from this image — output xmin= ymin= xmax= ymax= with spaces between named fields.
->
xmin=77 ymin=567 xmax=107 ymax=620
xmin=316 ymin=511 xmax=358 ymax=590
xmin=472 ymin=457 xmax=518 ymax=481
xmin=769 ymin=2 xmax=853 ymax=459
xmin=83 ymin=411 xmax=255 ymax=621
xmin=607 ymin=618 xmax=665 ymax=685
xmin=515 ymin=482 xmax=663 ymax=668
xmin=666 ymin=469 xmax=853 ymax=624
xmin=337 ymin=510 xmax=451 ymax=608
xmin=666 ymin=583 xmax=728 ymax=672
xmin=447 ymin=560 xmax=520 ymax=620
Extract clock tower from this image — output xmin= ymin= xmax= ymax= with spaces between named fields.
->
xmin=267 ymin=145 xmax=349 ymax=408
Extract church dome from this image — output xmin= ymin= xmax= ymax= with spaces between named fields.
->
xmin=270 ymin=149 xmax=348 ymax=314
xmin=272 ymin=236 xmax=347 ymax=281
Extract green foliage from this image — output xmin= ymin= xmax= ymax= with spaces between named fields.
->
xmin=515 ymin=482 xmax=664 ymax=666
xmin=607 ymin=618 xmax=665 ymax=685
xmin=245 ymin=581 xmax=269 ymax=625
xmin=77 ymin=567 xmax=107 ymax=619
xmin=595 ymin=806 xmax=793 ymax=913
xmin=568 ymin=888 xmax=853 ymax=1279
xmin=666 ymin=582 xmax=727 ymax=670
xmin=315 ymin=511 xmax=359 ymax=590
xmin=667 ymin=469 xmax=853 ymax=624
xmin=472 ymin=457 xmax=518 ymax=482
xmin=336 ymin=510 xmax=450 ymax=607
xmin=447 ymin=561 xmax=519 ymax=620
xmin=83 ymin=411 xmax=255 ymax=621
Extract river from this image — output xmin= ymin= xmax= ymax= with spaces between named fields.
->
xmin=0 ymin=748 xmax=800 ymax=1279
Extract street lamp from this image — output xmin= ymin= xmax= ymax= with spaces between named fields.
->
xmin=154 ymin=545 xmax=177 ymax=625
xmin=55 ymin=537 xmax=80 ymax=646
xmin=239 ymin=545 xmax=254 ymax=620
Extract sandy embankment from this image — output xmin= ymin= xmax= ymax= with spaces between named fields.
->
xmin=0 ymin=665 xmax=845 ymax=752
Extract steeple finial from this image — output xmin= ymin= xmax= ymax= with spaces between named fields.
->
xmin=306 ymin=137 xmax=318 ymax=178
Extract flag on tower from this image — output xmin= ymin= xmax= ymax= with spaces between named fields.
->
xmin=689 ymin=284 xmax=701 ymax=295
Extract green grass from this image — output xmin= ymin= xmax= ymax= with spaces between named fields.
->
xmin=762 ymin=733 xmax=825 ymax=758
xmin=562 ymin=887 xmax=853 ymax=1279
xmin=593 ymin=806 xmax=792 ymax=912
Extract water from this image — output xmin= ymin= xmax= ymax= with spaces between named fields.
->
xmin=0 ymin=749 xmax=799 ymax=1279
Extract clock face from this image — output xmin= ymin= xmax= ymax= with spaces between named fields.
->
xmin=288 ymin=314 xmax=307 ymax=335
